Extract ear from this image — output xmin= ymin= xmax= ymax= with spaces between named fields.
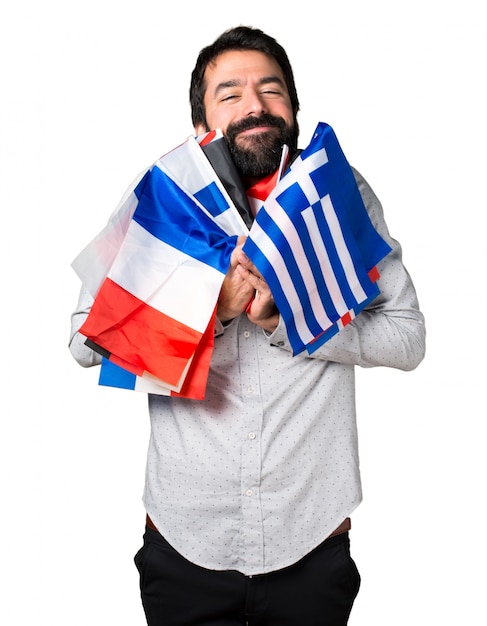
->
xmin=194 ymin=123 xmax=207 ymax=136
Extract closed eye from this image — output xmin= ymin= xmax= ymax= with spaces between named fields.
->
xmin=220 ymin=93 xmax=239 ymax=102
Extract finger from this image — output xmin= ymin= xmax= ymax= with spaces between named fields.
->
xmin=235 ymin=249 xmax=256 ymax=271
xmin=237 ymin=264 xmax=266 ymax=289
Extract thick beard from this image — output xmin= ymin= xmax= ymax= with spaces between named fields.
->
xmin=225 ymin=113 xmax=297 ymax=178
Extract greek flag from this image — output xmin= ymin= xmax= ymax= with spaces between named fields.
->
xmin=243 ymin=122 xmax=392 ymax=354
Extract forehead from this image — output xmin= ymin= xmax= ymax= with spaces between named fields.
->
xmin=204 ymin=49 xmax=286 ymax=93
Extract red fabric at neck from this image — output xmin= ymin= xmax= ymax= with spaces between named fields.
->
xmin=245 ymin=168 xmax=281 ymax=202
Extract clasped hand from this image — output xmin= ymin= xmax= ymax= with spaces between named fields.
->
xmin=217 ymin=236 xmax=279 ymax=333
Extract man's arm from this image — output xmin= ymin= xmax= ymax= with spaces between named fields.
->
xmin=68 ymin=286 xmax=102 ymax=368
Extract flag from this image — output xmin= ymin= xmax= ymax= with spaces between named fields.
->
xmin=73 ymin=132 xmax=249 ymax=399
xmin=77 ymin=161 xmax=238 ymax=398
xmin=72 ymin=132 xmax=248 ymax=299
xmin=243 ymin=122 xmax=392 ymax=355
xmin=97 ymin=306 xmax=216 ymax=399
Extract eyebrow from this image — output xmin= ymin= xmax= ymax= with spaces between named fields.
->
xmin=214 ymin=75 xmax=286 ymax=97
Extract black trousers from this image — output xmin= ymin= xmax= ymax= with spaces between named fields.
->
xmin=134 ymin=527 xmax=360 ymax=626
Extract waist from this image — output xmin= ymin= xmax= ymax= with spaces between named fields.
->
xmin=146 ymin=514 xmax=351 ymax=539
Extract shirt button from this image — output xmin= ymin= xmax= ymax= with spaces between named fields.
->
xmin=247 ymin=385 xmax=254 ymax=394
xmin=244 ymin=331 xmax=250 ymax=338
xmin=246 ymin=489 xmax=253 ymax=497
xmin=248 ymin=432 xmax=256 ymax=440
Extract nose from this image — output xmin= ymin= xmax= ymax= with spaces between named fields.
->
xmin=243 ymin=90 xmax=267 ymax=117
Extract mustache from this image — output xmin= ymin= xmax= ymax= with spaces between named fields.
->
xmin=226 ymin=113 xmax=287 ymax=139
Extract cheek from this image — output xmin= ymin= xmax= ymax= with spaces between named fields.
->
xmin=207 ymin=111 xmax=233 ymax=134
xmin=204 ymin=99 xmax=247 ymax=134
xmin=273 ymin=103 xmax=294 ymax=125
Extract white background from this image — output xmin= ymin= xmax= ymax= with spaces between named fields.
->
xmin=1 ymin=1 xmax=485 ymax=623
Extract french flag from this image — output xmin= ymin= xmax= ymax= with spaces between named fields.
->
xmin=72 ymin=133 xmax=248 ymax=300
xmin=243 ymin=122 xmax=392 ymax=355
xmin=77 ymin=163 xmax=237 ymax=398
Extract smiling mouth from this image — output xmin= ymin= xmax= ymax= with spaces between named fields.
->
xmin=241 ymin=125 xmax=272 ymax=133
xmin=237 ymin=125 xmax=278 ymax=140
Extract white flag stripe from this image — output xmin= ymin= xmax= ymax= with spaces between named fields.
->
xmin=300 ymin=206 xmax=349 ymax=316
xmin=319 ymin=194 xmax=368 ymax=303
xmin=141 ymin=358 xmax=194 ymax=393
xmin=258 ymin=199 xmax=331 ymax=325
xmin=160 ymin=137 xmax=210 ymax=191
xmin=108 ymin=221 xmax=223 ymax=333
xmin=134 ymin=376 xmax=172 ymax=394
xmin=249 ymin=220 xmax=329 ymax=345
xmin=73 ymin=174 xmax=146 ymax=297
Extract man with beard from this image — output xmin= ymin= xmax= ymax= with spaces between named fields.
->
xmin=69 ymin=26 xmax=426 ymax=626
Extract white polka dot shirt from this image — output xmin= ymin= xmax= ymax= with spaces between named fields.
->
xmin=69 ymin=169 xmax=426 ymax=575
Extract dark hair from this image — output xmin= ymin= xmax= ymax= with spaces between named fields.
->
xmin=190 ymin=26 xmax=300 ymax=129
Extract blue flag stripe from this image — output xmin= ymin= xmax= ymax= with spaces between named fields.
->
xmin=194 ymin=181 xmax=230 ymax=217
xmin=99 ymin=358 xmax=136 ymax=390
xmin=132 ymin=165 xmax=235 ymax=274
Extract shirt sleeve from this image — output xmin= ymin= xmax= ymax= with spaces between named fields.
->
xmin=68 ymin=285 xmax=102 ymax=368
xmin=267 ymin=168 xmax=426 ymax=371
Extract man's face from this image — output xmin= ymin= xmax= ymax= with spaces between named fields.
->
xmin=195 ymin=49 xmax=296 ymax=178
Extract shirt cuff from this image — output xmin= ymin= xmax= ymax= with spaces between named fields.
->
xmin=265 ymin=316 xmax=291 ymax=351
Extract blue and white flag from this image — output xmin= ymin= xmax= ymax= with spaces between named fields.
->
xmin=243 ymin=122 xmax=392 ymax=355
